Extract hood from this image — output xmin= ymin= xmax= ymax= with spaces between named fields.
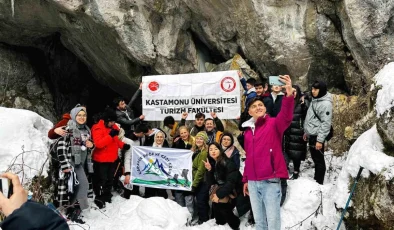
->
xmin=312 ymin=92 xmax=332 ymax=103
xmin=247 ymin=87 xmax=256 ymax=95
xmin=241 ymin=117 xmax=256 ymax=129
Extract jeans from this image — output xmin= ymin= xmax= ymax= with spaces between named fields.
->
xmin=248 ymin=179 xmax=281 ymax=230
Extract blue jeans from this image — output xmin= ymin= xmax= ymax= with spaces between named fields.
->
xmin=248 ymin=179 xmax=281 ymax=230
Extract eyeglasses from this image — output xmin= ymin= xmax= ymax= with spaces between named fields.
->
xmin=77 ymin=114 xmax=87 ymax=118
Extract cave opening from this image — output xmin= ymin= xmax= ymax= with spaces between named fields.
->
xmin=10 ymin=33 xmax=128 ymax=126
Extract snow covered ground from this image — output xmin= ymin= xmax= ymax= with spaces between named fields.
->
xmin=2 ymin=62 xmax=394 ymax=230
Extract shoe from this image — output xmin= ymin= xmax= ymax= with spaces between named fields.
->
xmin=290 ymin=172 xmax=299 ymax=180
xmin=68 ymin=207 xmax=85 ymax=224
xmin=94 ymin=199 xmax=106 ymax=209
xmin=246 ymin=213 xmax=255 ymax=227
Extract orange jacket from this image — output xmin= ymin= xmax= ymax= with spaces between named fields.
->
xmin=91 ymin=120 xmax=124 ymax=162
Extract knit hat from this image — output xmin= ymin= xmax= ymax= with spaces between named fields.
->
xmin=195 ymin=131 xmax=208 ymax=143
xmin=102 ymin=109 xmax=117 ymax=122
xmin=70 ymin=107 xmax=86 ymax=123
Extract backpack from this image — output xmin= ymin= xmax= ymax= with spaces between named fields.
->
xmin=311 ymin=105 xmax=334 ymax=141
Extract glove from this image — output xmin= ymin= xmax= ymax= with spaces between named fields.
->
xmin=123 ymin=144 xmax=131 ymax=150
xmin=109 ymin=129 xmax=119 ymax=137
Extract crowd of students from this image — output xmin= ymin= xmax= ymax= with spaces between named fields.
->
xmin=0 ymin=73 xmax=333 ymax=230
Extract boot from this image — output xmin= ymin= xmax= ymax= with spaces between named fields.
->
xmin=246 ymin=211 xmax=255 ymax=226
xmin=94 ymin=198 xmax=106 ymax=209
xmin=67 ymin=205 xmax=85 ymax=224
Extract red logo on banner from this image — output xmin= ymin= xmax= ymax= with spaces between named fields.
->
xmin=220 ymin=77 xmax=236 ymax=92
xmin=148 ymin=81 xmax=160 ymax=92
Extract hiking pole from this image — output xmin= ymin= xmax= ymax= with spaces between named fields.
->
xmin=336 ymin=166 xmax=364 ymax=230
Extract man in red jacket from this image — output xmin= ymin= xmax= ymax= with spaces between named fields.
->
xmin=91 ymin=109 xmax=130 ymax=208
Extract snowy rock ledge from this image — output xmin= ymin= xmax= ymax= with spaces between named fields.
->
xmin=0 ymin=107 xmax=52 ymax=180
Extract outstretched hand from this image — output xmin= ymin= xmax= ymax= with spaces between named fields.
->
xmin=279 ymin=75 xmax=293 ymax=97
xmin=0 ymin=173 xmax=28 ymax=217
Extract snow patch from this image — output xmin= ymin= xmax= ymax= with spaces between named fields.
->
xmin=0 ymin=107 xmax=53 ymax=180
xmin=334 ymin=125 xmax=394 ymax=208
xmin=375 ymin=62 xmax=394 ymax=116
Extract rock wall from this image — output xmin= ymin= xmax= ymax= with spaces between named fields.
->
xmin=0 ymin=0 xmax=392 ymax=96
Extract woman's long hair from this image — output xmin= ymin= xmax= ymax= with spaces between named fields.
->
xmin=208 ymin=142 xmax=228 ymax=165
xmin=178 ymin=126 xmax=195 ymax=146
xmin=191 ymin=136 xmax=208 ymax=152
xmin=293 ymin=84 xmax=302 ymax=105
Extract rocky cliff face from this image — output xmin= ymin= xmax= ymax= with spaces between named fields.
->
xmin=0 ymin=0 xmax=392 ymax=95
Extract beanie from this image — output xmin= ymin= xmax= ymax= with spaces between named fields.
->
xmin=195 ymin=131 xmax=208 ymax=143
xmin=70 ymin=107 xmax=86 ymax=123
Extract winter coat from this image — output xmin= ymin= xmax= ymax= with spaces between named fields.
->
xmin=240 ymin=78 xmax=257 ymax=109
xmin=91 ymin=120 xmax=125 ymax=162
xmin=48 ymin=113 xmax=71 ymax=140
xmin=192 ymin=148 xmax=208 ymax=189
xmin=0 ymin=201 xmax=69 ymax=230
xmin=241 ymin=96 xmax=294 ymax=182
xmin=172 ymin=136 xmax=195 ymax=150
xmin=206 ymin=129 xmax=223 ymax=144
xmin=56 ymin=122 xmax=94 ymax=207
xmin=284 ymin=100 xmax=308 ymax=161
xmin=206 ymin=158 xmax=243 ymax=199
xmin=116 ymin=89 xmax=142 ymax=131
xmin=190 ymin=125 xmax=205 ymax=137
xmin=263 ymin=93 xmax=284 ymax=118
xmin=224 ymin=147 xmax=241 ymax=170
xmin=304 ymin=93 xmax=333 ymax=143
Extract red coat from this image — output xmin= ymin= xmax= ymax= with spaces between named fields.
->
xmin=91 ymin=120 xmax=124 ymax=163
xmin=48 ymin=113 xmax=71 ymax=140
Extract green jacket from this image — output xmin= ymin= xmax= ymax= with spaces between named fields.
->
xmin=192 ymin=148 xmax=208 ymax=188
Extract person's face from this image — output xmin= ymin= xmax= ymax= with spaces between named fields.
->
xmin=118 ymin=101 xmax=127 ymax=110
xmin=255 ymin=85 xmax=264 ymax=96
xmin=205 ymin=120 xmax=214 ymax=131
xmin=180 ymin=128 xmax=189 ymax=141
xmin=195 ymin=136 xmax=204 ymax=147
xmin=155 ymin=133 xmax=165 ymax=145
xmin=248 ymin=100 xmax=266 ymax=119
xmin=221 ymin=136 xmax=232 ymax=148
xmin=134 ymin=132 xmax=144 ymax=138
xmin=271 ymin=85 xmax=282 ymax=93
xmin=312 ymin=87 xmax=319 ymax=97
xmin=246 ymin=83 xmax=253 ymax=90
xmin=106 ymin=121 xmax=115 ymax=128
xmin=195 ymin=117 xmax=205 ymax=127
xmin=209 ymin=145 xmax=220 ymax=161
xmin=292 ymin=88 xmax=297 ymax=98
xmin=76 ymin=111 xmax=87 ymax=125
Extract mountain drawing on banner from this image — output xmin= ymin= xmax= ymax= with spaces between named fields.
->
xmin=142 ymin=158 xmax=169 ymax=177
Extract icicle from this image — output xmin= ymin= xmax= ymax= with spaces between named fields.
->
xmin=11 ymin=0 xmax=14 ymax=17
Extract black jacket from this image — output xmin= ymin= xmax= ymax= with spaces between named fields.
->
xmin=284 ymin=101 xmax=308 ymax=160
xmin=172 ymin=137 xmax=193 ymax=150
xmin=263 ymin=93 xmax=284 ymax=118
xmin=116 ymin=89 xmax=142 ymax=131
xmin=206 ymin=158 xmax=243 ymax=199
xmin=0 ymin=201 xmax=69 ymax=230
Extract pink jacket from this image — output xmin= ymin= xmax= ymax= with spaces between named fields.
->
xmin=242 ymin=96 xmax=294 ymax=182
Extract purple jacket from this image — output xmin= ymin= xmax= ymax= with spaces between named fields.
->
xmin=242 ymin=96 xmax=294 ymax=182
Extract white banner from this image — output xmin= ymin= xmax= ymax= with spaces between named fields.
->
xmin=131 ymin=146 xmax=193 ymax=191
xmin=142 ymin=70 xmax=241 ymax=121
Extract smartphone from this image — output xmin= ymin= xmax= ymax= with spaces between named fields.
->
xmin=0 ymin=178 xmax=13 ymax=198
xmin=269 ymin=76 xmax=285 ymax=86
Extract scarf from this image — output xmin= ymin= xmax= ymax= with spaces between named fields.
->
xmin=223 ymin=145 xmax=235 ymax=158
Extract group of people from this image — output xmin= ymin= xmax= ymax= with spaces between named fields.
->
xmin=0 ymin=73 xmax=333 ymax=230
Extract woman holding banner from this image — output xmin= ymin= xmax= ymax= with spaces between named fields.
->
xmin=203 ymin=142 xmax=242 ymax=230
xmin=172 ymin=126 xmax=195 ymax=217
xmin=144 ymin=130 xmax=170 ymax=198
xmin=191 ymin=131 xmax=209 ymax=225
